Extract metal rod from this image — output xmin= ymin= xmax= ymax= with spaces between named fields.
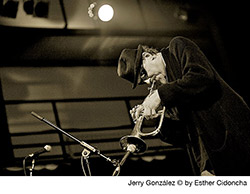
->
xmin=51 ymin=102 xmax=67 ymax=160
xmin=31 ymin=111 xmax=96 ymax=152
xmin=119 ymin=151 xmax=131 ymax=166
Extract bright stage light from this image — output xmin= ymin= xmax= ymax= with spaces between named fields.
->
xmin=98 ymin=4 xmax=114 ymax=22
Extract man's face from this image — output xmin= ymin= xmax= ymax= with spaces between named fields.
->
xmin=141 ymin=52 xmax=166 ymax=85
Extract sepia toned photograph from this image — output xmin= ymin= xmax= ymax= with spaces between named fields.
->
xmin=0 ymin=0 xmax=249 ymax=193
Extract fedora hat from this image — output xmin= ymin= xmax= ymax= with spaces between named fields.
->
xmin=117 ymin=45 xmax=143 ymax=89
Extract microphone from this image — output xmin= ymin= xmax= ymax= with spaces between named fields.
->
xmin=112 ymin=144 xmax=136 ymax=176
xmin=29 ymin=145 xmax=52 ymax=158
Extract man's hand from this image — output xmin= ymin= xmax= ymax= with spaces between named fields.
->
xmin=130 ymin=104 xmax=144 ymax=122
xmin=130 ymin=90 xmax=161 ymax=121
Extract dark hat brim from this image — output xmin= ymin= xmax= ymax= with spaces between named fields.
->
xmin=132 ymin=44 xmax=143 ymax=89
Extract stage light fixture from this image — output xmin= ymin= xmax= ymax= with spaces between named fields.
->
xmin=23 ymin=0 xmax=34 ymax=15
xmin=0 ymin=0 xmax=19 ymax=18
xmin=88 ymin=2 xmax=114 ymax=22
xmin=23 ymin=0 xmax=49 ymax=18
xmin=98 ymin=4 xmax=114 ymax=22
xmin=33 ymin=0 xmax=49 ymax=18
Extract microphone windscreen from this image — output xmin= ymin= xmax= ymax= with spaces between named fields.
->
xmin=44 ymin=145 xmax=52 ymax=152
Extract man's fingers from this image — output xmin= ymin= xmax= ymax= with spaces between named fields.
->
xmin=130 ymin=105 xmax=145 ymax=121
xmin=144 ymin=107 xmax=158 ymax=120
xmin=130 ymin=105 xmax=159 ymax=121
xmin=135 ymin=105 xmax=144 ymax=119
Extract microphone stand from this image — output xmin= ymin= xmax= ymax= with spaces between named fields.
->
xmin=31 ymin=111 xmax=118 ymax=175
xmin=81 ymin=149 xmax=91 ymax=176
xmin=23 ymin=156 xmax=36 ymax=176
xmin=29 ymin=158 xmax=35 ymax=176
xmin=112 ymin=146 xmax=133 ymax=176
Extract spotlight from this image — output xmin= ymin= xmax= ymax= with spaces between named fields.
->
xmin=88 ymin=2 xmax=114 ymax=22
xmin=88 ymin=2 xmax=97 ymax=19
xmin=98 ymin=4 xmax=114 ymax=22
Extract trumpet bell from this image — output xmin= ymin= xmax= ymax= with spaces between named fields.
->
xmin=120 ymin=135 xmax=147 ymax=154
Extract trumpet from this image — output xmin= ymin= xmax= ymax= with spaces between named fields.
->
xmin=112 ymin=106 xmax=165 ymax=176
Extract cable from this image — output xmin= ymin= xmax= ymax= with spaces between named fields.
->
xmin=112 ymin=164 xmax=120 ymax=176
xmin=81 ymin=156 xmax=87 ymax=176
xmin=23 ymin=156 xmax=28 ymax=176
xmin=81 ymin=155 xmax=92 ymax=176
xmin=86 ymin=157 xmax=91 ymax=176
xmin=59 ymin=0 xmax=68 ymax=29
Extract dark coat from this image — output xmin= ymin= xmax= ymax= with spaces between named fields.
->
xmin=158 ymin=36 xmax=250 ymax=175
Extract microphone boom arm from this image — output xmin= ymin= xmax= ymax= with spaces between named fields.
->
xmin=31 ymin=111 xmax=116 ymax=165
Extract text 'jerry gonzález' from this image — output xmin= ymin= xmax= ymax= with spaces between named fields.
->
xmin=127 ymin=179 xmax=248 ymax=187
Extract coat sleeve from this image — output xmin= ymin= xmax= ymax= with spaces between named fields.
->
xmin=158 ymin=37 xmax=218 ymax=109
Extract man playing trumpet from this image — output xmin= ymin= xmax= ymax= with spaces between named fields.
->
xmin=117 ymin=36 xmax=250 ymax=176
